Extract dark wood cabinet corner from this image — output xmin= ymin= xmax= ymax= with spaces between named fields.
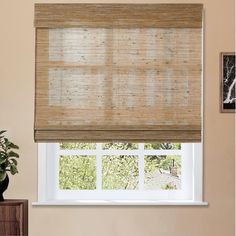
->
xmin=0 ymin=199 xmax=28 ymax=236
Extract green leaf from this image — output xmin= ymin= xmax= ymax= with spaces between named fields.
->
xmin=10 ymin=164 xmax=18 ymax=175
xmin=3 ymin=138 xmax=10 ymax=149
xmin=0 ymin=158 xmax=6 ymax=165
xmin=8 ymin=151 xmax=19 ymax=158
xmin=0 ymin=151 xmax=7 ymax=158
xmin=4 ymin=138 xmax=9 ymax=143
xmin=0 ymin=130 xmax=6 ymax=135
xmin=0 ymin=171 xmax=6 ymax=181
xmin=8 ymin=142 xmax=19 ymax=149
xmin=9 ymin=158 xmax=18 ymax=166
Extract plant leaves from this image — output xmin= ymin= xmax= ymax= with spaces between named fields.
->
xmin=4 ymin=138 xmax=9 ymax=143
xmin=0 ymin=151 xmax=7 ymax=158
xmin=0 ymin=130 xmax=6 ymax=135
xmin=3 ymin=138 xmax=10 ymax=149
xmin=8 ymin=142 xmax=19 ymax=149
xmin=0 ymin=159 xmax=6 ymax=165
xmin=8 ymin=151 xmax=19 ymax=158
xmin=10 ymin=164 xmax=18 ymax=175
xmin=0 ymin=132 xmax=20 ymax=177
xmin=9 ymin=158 xmax=18 ymax=166
xmin=0 ymin=171 xmax=6 ymax=181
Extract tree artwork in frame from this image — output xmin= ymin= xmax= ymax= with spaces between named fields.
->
xmin=221 ymin=52 xmax=236 ymax=112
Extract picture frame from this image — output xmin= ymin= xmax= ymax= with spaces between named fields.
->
xmin=220 ymin=52 xmax=236 ymax=112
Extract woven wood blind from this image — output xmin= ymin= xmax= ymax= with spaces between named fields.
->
xmin=34 ymin=4 xmax=203 ymax=142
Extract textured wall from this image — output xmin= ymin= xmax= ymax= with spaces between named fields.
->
xmin=0 ymin=0 xmax=234 ymax=235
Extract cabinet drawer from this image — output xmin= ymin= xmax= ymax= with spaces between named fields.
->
xmin=0 ymin=221 xmax=20 ymax=235
xmin=0 ymin=200 xmax=28 ymax=236
xmin=0 ymin=205 xmax=21 ymax=221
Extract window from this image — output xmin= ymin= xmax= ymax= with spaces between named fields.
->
xmin=34 ymin=4 xmax=205 ymax=205
xmin=36 ymin=142 xmax=204 ymax=205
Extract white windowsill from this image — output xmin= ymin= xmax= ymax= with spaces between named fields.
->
xmin=32 ymin=200 xmax=208 ymax=206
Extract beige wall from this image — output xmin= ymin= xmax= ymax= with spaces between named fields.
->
xmin=0 ymin=0 xmax=235 ymax=235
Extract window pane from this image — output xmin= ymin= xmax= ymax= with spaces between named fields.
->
xmin=144 ymin=155 xmax=181 ymax=190
xmin=60 ymin=143 xmax=96 ymax=150
xmin=102 ymin=155 xmax=138 ymax=190
xmin=59 ymin=155 xmax=96 ymax=190
xmin=102 ymin=143 xmax=138 ymax=150
xmin=49 ymin=28 xmax=106 ymax=64
xmin=144 ymin=143 xmax=181 ymax=150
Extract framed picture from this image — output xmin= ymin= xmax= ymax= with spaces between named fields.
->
xmin=220 ymin=52 xmax=235 ymax=112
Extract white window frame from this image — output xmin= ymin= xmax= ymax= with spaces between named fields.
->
xmin=33 ymin=143 xmax=207 ymax=205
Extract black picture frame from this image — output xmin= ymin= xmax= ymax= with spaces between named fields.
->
xmin=220 ymin=52 xmax=236 ymax=112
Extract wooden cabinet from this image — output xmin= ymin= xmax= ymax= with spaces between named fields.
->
xmin=0 ymin=200 xmax=28 ymax=236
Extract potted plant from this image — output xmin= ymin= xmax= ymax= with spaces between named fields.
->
xmin=0 ymin=130 xmax=19 ymax=201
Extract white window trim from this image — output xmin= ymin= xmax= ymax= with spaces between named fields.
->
xmin=33 ymin=143 xmax=207 ymax=206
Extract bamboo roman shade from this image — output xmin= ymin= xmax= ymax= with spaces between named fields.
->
xmin=34 ymin=4 xmax=203 ymax=142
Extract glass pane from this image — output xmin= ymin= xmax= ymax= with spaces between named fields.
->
xmin=59 ymin=155 xmax=96 ymax=190
xmin=144 ymin=143 xmax=181 ymax=150
xmin=102 ymin=155 xmax=138 ymax=190
xmin=49 ymin=28 xmax=106 ymax=64
xmin=60 ymin=143 xmax=96 ymax=150
xmin=144 ymin=155 xmax=181 ymax=190
xmin=102 ymin=143 xmax=138 ymax=150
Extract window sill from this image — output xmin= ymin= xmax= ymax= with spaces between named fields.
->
xmin=32 ymin=200 xmax=208 ymax=206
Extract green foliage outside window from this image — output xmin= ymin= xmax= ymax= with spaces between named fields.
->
xmin=102 ymin=155 xmax=138 ymax=190
xmin=145 ymin=155 xmax=181 ymax=176
xmin=102 ymin=143 xmax=138 ymax=150
xmin=59 ymin=143 xmax=181 ymax=190
xmin=144 ymin=143 xmax=181 ymax=150
xmin=60 ymin=143 xmax=96 ymax=150
xmin=59 ymin=155 xmax=96 ymax=190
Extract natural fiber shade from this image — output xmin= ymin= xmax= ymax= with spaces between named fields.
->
xmin=34 ymin=4 xmax=203 ymax=28
xmin=34 ymin=4 xmax=203 ymax=142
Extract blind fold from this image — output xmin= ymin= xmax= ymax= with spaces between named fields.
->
xmin=34 ymin=4 xmax=203 ymax=142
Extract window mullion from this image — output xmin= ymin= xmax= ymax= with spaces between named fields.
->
xmin=138 ymin=143 xmax=145 ymax=190
xmin=47 ymin=143 xmax=60 ymax=200
xmin=56 ymin=143 xmax=60 ymax=192
xmin=96 ymin=143 xmax=103 ymax=190
xmin=181 ymin=143 xmax=193 ymax=199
